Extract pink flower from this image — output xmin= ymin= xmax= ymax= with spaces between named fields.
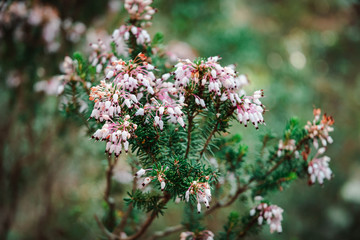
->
xmin=250 ymin=200 xmax=284 ymax=234
xmin=305 ymin=109 xmax=334 ymax=149
xmin=308 ymin=147 xmax=332 ymax=185
xmin=185 ymin=181 xmax=212 ymax=213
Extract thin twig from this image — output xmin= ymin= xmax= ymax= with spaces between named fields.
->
xmin=123 ymin=193 xmax=171 ymax=240
xmin=145 ymin=136 xmax=311 ymax=240
xmin=146 ymin=224 xmax=184 ymax=240
xmin=113 ymin=167 xmax=137 ymax=236
xmin=104 ymin=154 xmax=116 ymax=230
xmin=199 ymin=121 xmax=218 ymax=159
xmin=259 ymin=136 xmax=310 ymax=183
xmin=206 ymin=186 xmax=248 ymax=216
xmin=260 ymin=134 xmax=270 ymax=158
xmin=199 ymin=107 xmax=235 ymax=159
xmin=94 ymin=215 xmax=120 ymax=240
xmin=184 ymin=112 xmax=193 ymax=159
xmin=237 ymin=216 xmax=258 ymax=239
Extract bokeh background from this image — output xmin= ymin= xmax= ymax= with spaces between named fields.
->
xmin=1 ymin=0 xmax=359 ymax=239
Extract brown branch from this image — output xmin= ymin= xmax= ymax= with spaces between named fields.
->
xmin=199 ymin=107 xmax=235 ymax=159
xmin=258 ymin=136 xmax=311 ymax=183
xmin=199 ymin=121 xmax=219 ymax=159
xmin=95 ymin=215 xmax=120 ymax=240
xmin=135 ymin=138 xmax=157 ymax=163
xmin=206 ymin=185 xmax=248 ymax=216
xmin=146 ymin=184 xmax=249 ymax=240
xmin=123 ymin=193 xmax=171 ymax=240
xmin=206 ymin=137 xmax=312 ymax=216
xmin=113 ymin=167 xmax=137 ymax=236
xmin=143 ymin=135 xmax=312 ymax=240
xmin=104 ymin=155 xmax=116 ymax=230
xmin=184 ymin=112 xmax=193 ymax=159
xmin=260 ymin=134 xmax=271 ymax=158
xmin=237 ymin=216 xmax=258 ymax=239
xmin=146 ymin=224 xmax=184 ymax=240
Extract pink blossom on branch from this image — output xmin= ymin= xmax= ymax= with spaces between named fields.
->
xmin=307 ymin=147 xmax=332 ymax=185
xmin=250 ymin=198 xmax=284 ymax=234
xmin=173 ymin=57 xmax=266 ymax=129
xmin=185 ymin=180 xmax=212 ymax=213
xmin=305 ymin=108 xmax=334 ymax=149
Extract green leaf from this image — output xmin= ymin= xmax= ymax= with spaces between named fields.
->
xmin=152 ymin=32 xmax=164 ymax=46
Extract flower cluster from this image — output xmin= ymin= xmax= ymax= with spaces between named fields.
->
xmin=305 ymin=108 xmax=334 ymax=149
xmin=135 ymin=167 xmax=167 ymax=191
xmin=6 ymin=70 xmax=23 ymax=88
xmin=112 ymin=24 xmax=151 ymax=46
xmin=0 ymin=2 xmax=27 ymax=25
xmin=89 ymin=38 xmax=117 ymax=73
xmin=250 ymin=197 xmax=284 ymax=234
xmin=124 ymin=0 xmax=156 ymax=23
xmin=35 ymin=56 xmax=84 ymax=96
xmin=111 ymin=0 xmax=155 ymax=48
xmin=173 ymin=57 xmax=265 ymax=129
xmin=92 ymin=116 xmax=137 ymax=156
xmin=89 ymin=81 xmax=121 ymax=121
xmin=304 ymin=109 xmax=334 ymax=185
xmin=185 ymin=180 xmax=212 ymax=213
xmin=0 ymin=1 xmax=85 ymax=52
xmin=277 ymin=139 xmax=299 ymax=158
xmin=137 ymin=98 xmax=186 ymax=129
xmin=180 ymin=230 xmax=214 ymax=240
xmin=87 ymin=53 xmax=189 ymax=156
xmin=62 ymin=18 xmax=86 ymax=43
xmin=307 ymin=147 xmax=332 ymax=185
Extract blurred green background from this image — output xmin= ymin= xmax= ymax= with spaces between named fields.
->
xmin=1 ymin=0 xmax=359 ymax=239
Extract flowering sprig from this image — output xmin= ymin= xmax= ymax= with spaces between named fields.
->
xmin=136 ymin=166 xmax=168 ymax=190
xmin=307 ymin=147 xmax=332 ymax=185
xmin=249 ymin=197 xmax=284 ymax=234
xmin=89 ymin=39 xmax=117 ymax=74
xmin=0 ymin=2 xmax=85 ymax=52
xmin=185 ymin=180 xmax=212 ymax=213
xmin=112 ymin=25 xmax=151 ymax=46
xmin=92 ymin=115 xmax=137 ymax=156
xmin=180 ymin=230 xmax=214 ymax=240
xmin=277 ymin=138 xmax=299 ymax=158
xmin=305 ymin=108 xmax=334 ymax=149
xmin=124 ymin=0 xmax=156 ymax=23
xmin=51 ymin=0 xmax=336 ymax=238
xmin=173 ymin=57 xmax=265 ymax=129
xmin=302 ymin=109 xmax=334 ymax=185
xmin=89 ymin=80 xmax=121 ymax=121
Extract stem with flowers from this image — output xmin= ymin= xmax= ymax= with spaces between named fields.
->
xmin=56 ymin=1 xmax=336 ymax=239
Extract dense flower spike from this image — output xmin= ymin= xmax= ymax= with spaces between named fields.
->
xmin=305 ymin=108 xmax=334 ymax=149
xmin=308 ymin=147 xmax=332 ymax=184
xmin=173 ymin=57 xmax=265 ymax=129
xmin=250 ymin=198 xmax=284 ymax=234
xmin=185 ymin=180 xmax=212 ymax=213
